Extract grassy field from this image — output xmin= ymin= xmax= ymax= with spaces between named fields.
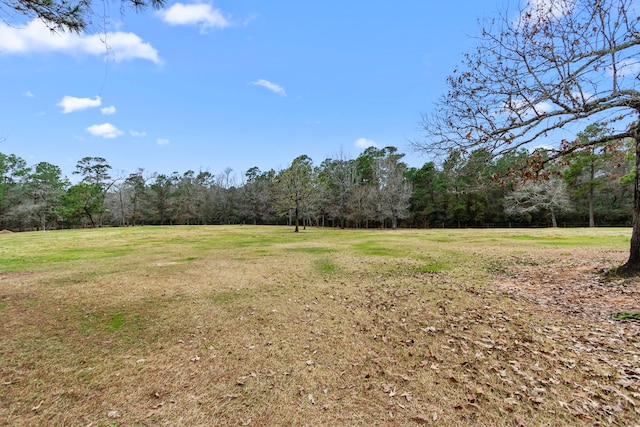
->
xmin=1 ymin=226 xmax=639 ymax=426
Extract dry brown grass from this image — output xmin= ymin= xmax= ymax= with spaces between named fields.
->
xmin=1 ymin=226 xmax=639 ymax=426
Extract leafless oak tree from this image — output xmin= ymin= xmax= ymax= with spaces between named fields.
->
xmin=415 ymin=0 xmax=640 ymax=273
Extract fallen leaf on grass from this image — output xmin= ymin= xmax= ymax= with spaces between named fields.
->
xmin=412 ymin=414 xmax=430 ymax=424
xmin=505 ymin=397 xmax=519 ymax=405
xmin=401 ymin=392 xmax=413 ymax=402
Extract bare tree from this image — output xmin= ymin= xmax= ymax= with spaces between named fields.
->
xmin=373 ymin=154 xmax=412 ymax=229
xmin=241 ymin=167 xmax=276 ymax=225
xmin=318 ymin=154 xmax=359 ymax=229
xmin=505 ymin=176 xmax=572 ymax=227
xmin=124 ymin=168 xmax=153 ymax=226
xmin=149 ymin=173 xmax=176 ymax=225
xmin=276 ymin=155 xmax=314 ymax=232
xmin=214 ymin=167 xmax=238 ymax=224
xmin=416 ymin=0 xmax=640 ymax=273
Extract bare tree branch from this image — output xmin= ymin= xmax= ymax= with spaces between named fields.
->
xmin=415 ymin=0 xmax=640 ymax=163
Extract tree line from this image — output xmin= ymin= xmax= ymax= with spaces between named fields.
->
xmin=0 ymin=127 xmax=633 ymax=232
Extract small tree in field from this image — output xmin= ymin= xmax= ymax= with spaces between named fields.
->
xmin=416 ymin=0 xmax=640 ymax=274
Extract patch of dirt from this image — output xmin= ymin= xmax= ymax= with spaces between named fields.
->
xmin=492 ymin=252 xmax=640 ymax=423
xmin=0 ymin=229 xmax=13 ymax=234
xmin=0 ymin=272 xmax=34 ymax=281
xmin=495 ymin=256 xmax=640 ymax=322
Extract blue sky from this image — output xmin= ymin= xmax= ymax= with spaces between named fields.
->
xmin=0 ymin=1 xmax=499 ymax=182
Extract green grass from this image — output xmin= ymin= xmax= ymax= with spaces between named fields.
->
xmin=79 ymin=309 xmax=144 ymax=334
xmin=286 ymin=246 xmax=335 ymax=255
xmin=614 ymin=311 xmax=640 ymax=321
xmin=316 ymin=258 xmax=338 ymax=275
xmin=503 ymin=230 xmax=629 ymax=247
xmin=415 ymin=261 xmax=448 ymax=273
xmin=353 ymin=240 xmax=408 ymax=257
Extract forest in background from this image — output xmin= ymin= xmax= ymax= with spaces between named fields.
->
xmin=0 ymin=125 xmax=635 ymax=231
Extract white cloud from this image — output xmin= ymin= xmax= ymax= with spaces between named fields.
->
xmin=532 ymin=101 xmax=553 ymax=114
xmin=86 ymin=123 xmax=124 ymax=138
xmin=84 ymin=32 xmax=161 ymax=63
xmin=355 ymin=137 xmax=378 ymax=149
xmin=157 ymin=138 xmax=170 ymax=145
xmin=252 ymin=79 xmax=286 ymax=96
xmin=22 ymin=91 xmax=35 ymax=98
xmin=608 ymin=59 xmax=640 ymax=78
xmin=130 ymin=130 xmax=146 ymax=137
xmin=101 ymin=106 xmax=116 ymax=115
xmin=522 ymin=0 xmax=575 ymax=22
xmin=0 ymin=19 xmax=161 ymax=64
xmin=58 ymin=95 xmax=102 ymax=113
xmin=501 ymin=98 xmax=553 ymax=117
xmin=158 ymin=3 xmax=230 ymax=33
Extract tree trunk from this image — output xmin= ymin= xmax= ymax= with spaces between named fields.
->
xmin=86 ymin=209 xmax=96 ymax=228
xmin=294 ymin=204 xmax=299 ymax=232
xmin=618 ymin=130 xmax=640 ymax=275
xmin=550 ymin=206 xmax=557 ymax=228
xmin=589 ymin=159 xmax=595 ymax=227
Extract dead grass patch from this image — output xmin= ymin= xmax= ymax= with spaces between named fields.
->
xmin=0 ymin=226 xmax=638 ymax=426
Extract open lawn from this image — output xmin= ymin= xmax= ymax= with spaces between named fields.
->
xmin=1 ymin=226 xmax=639 ymax=426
